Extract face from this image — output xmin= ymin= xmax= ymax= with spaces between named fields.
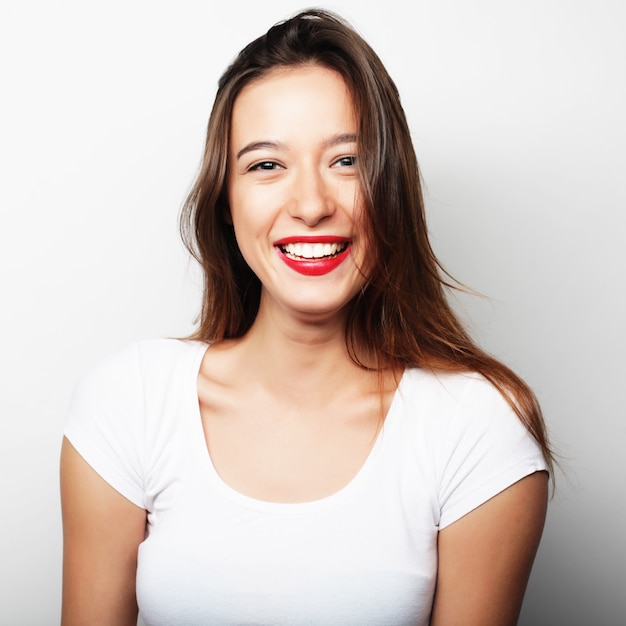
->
xmin=227 ymin=65 xmax=367 ymax=323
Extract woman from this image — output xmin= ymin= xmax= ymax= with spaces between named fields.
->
xmin=61 ymin=9 xmax=553 ymax=625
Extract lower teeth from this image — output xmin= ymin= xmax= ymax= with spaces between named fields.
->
xmin=285 ymin=252 xmax=342 ymax=261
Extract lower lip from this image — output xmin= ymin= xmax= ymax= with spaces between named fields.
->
xmin=277 ymin=246 xmax=351 ymax=276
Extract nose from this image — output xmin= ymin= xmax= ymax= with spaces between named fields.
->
xmin=288 ymin=166 xmax=335 ymax=226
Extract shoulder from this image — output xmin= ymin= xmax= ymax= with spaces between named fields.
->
xmin=394 ymin=369 xmax=519 ymax=464
xmin=397 ymin=368 xmax=543 ymax=465
xmin=397 ymin=369 xmax=513 ymax=431
xmin=74 ymin=338 xmax=206 ymax=391
xmin=64 ymin=339 xmax=207 ymax=507
xmin=65 ymin=338 xmax=207 ymax=446
xmin=398 ymin=368 xmax=525 ymax=429
xmin=395 ymin=369 xmax=547 ymax=528
xmin=66 ymin=338 xmax=208 ymax=434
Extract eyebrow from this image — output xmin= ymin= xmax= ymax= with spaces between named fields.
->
xmin=236 ymin=141 xmax=284 ymax=161
xmin=322 ymin=133 xmax=358 ymax=149
xmin=235 ymin=133 xmax=358 ymax=161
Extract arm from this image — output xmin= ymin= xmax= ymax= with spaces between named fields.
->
xmin=60 ymin=437 xmax=147 ymax=626
xmin=431 ymin=471 xmax=548 ymax=626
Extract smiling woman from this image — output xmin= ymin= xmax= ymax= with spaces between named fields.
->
xmin=60 ymin=8 xmax=553 ymax=626
xmin=227 ymin=66 xmax=367 ymax=313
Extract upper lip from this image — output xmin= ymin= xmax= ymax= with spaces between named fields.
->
xmin=274 ymin=235 xmax=350 ymax=245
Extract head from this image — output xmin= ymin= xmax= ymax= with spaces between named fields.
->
xmin=182 ymin=9 xmax=444 ymax=364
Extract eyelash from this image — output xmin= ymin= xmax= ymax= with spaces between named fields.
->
xmin=248 ymin=161 xmax=282 ymax=172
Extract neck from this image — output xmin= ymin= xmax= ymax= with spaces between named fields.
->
xmin=235 ymin=303 xmax=367 ymax=402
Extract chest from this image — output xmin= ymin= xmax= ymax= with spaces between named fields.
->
xmin=137 ymin=433 xmax=439 ymax=626
xmin=137 ymin=366 xmax=441 ymax=625
xmin=198 ymin=386 xmax=391 ymax=504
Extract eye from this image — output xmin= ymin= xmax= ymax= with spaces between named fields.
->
xmin=332 ymin=155 xmax=357 ymax=168
xmin=248 ymin=160 xmax=282 ymax=172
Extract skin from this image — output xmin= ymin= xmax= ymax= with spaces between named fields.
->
xmin=60 ymin=66 xmax=548 ymax=624
xmin=227 ymin=66 xmax=368 ymax=327
xmin=60 ymin=438 xmax=146 ymax=626
xmin=431 ymin=471 xmax=548 ymax=626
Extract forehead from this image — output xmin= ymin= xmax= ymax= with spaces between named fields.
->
xmin=229 ymin=66 xmax=356 ymax=147
xmin=237 ymin=64 xmax=352 ymax=104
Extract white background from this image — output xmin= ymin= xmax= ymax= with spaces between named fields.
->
xmin=1 ymin=0 xmax=624 ymax=624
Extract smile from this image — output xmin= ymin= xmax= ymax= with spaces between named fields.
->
xmin=280 ymin=241 xmax=348 ymax=260
xmin=274 ymin=237 xmax=351 ymax=276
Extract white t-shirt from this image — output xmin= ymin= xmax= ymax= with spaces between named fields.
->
xmin=64 ymin=339 xmax=547 ymax=626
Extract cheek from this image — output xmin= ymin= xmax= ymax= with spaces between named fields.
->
xmin=230 ymin=182 xmax=283 ymax=236
xmin=229 ymin=203 xmax=271 ymax=267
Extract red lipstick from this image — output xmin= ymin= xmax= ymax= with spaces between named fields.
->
xmin=274 ymin=236 xmax=351 ymax=276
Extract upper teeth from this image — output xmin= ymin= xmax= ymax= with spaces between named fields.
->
xmin=282 ymin=242 xmax=346 ymax=259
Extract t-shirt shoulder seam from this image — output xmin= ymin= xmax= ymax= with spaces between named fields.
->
xmin=438 ymin=456 xmax=548 ymax=530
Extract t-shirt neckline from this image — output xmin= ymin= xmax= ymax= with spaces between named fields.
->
xmin=188 ymin=341 xmax=406 ymax=513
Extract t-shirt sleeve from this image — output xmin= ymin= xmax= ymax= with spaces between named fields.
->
xmin=436 ymin=375 xmax=548 ymax=530
xmin=64 ymin=343 xmax=146 ymax=509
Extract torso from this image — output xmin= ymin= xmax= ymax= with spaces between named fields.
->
xmin=65 ymin=338 xmax=545 ymax=625
xmin=136 ymin=341 xmax=437 ymax=626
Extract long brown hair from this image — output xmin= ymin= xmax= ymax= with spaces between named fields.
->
xmin=180 ymin=9 xmax=554 ymax=473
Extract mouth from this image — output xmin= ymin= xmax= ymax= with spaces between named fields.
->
xmin=273 ymin=237 xmax=352 ymax=276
